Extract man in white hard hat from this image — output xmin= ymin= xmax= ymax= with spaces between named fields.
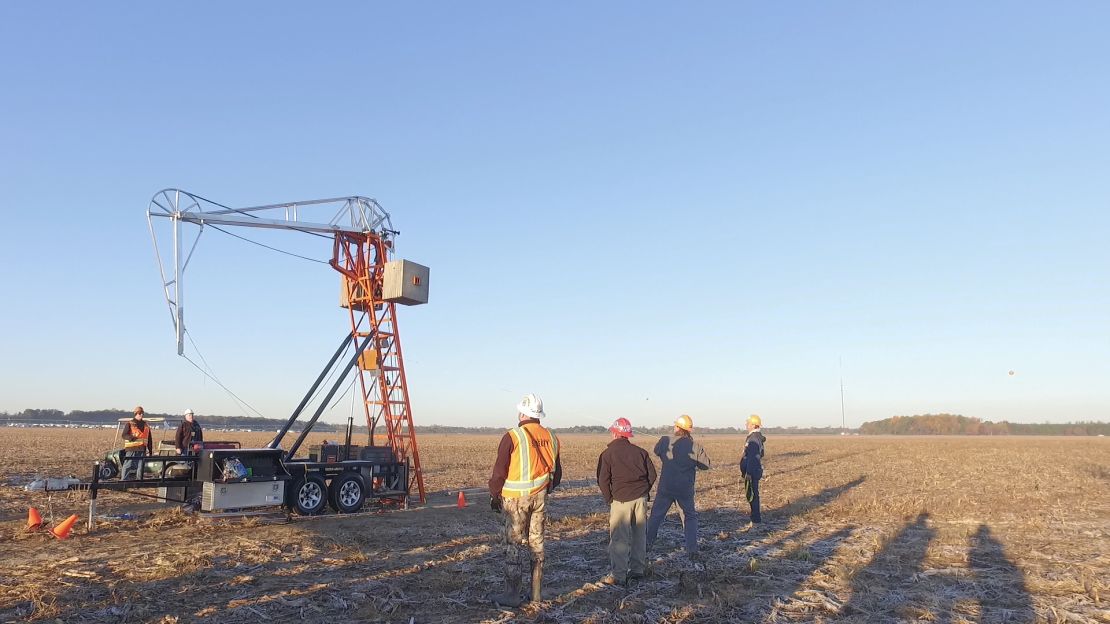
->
xmin=487 ymin=393 xmax=562 ymax=607
xmin=175 ymin=409 xmax=204 ymax=455
xmin=646 ymin=414 xmax=711 ymax=559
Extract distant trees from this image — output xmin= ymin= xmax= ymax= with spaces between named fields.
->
xmin=859 ymin=414 xmax=1110 ymax=436
xmin=4 ymin=408 xmax=1106 ymax=436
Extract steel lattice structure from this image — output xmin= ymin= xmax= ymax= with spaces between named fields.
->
xmin=147 ymin=189 xmax=426 ymax=502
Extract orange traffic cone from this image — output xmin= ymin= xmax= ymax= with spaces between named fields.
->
xmin=26 ymin=507 xmax=43 ymax=531
xmin=457 ymin=491 xmax=467 ymax=509
xmin=51 ymin=514 xmax=79 ymax=540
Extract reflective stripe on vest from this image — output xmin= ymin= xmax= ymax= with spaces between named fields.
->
xmin=503 ymin=423 xmax=559 ymax=498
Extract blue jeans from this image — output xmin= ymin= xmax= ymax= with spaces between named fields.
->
xmin=646 ymin=489 xmax=698 ymax=555
xmin=122 ymin=450 xmax=145 ymax=479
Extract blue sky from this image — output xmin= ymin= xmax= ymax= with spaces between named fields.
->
xmin=1 ymin=3 xmax=1107 ymax=429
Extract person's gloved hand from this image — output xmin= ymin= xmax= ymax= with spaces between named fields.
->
xmin=490 ymin=494 xmax=502 ymax=513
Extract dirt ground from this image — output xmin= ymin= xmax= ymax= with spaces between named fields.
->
xmin=0 ymin=430 xmax=1107 ymax=623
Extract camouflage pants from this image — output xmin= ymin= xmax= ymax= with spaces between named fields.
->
xmin=500 ymin=489 xmax=547 ymax=582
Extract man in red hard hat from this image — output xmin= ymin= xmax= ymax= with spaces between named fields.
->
xmin=596 ymin=417 xmax=657 ymax=586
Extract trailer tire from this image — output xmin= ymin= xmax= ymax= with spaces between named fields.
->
xmin=328 ymin=472 xmax=366 ymax=513
xmin=288 ymin=474 xmax=328 ymax=516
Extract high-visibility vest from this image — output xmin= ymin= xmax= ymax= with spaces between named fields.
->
xmin=124 ymin=422 xmax=151 ymax=450
xmin=502 ymin=422 xmax=559 ymax=498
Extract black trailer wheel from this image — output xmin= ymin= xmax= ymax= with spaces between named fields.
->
xmin=328 ymin=472 xmax=366 ymax=513
xmin=98 ymin=462 xmax=118 ymax=480
xmin=288 ymin=474 xmax=328 ymax=516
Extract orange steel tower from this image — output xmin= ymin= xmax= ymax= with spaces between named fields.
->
xmin=332 ymin=231 xmax=426 ymax=502
xmin=147 ymin=190 xmax=428 ymax=503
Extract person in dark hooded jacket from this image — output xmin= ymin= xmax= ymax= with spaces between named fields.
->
xmin=740 ymin=414 xmax=766 ymax=527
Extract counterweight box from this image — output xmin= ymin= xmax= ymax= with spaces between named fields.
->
xmin=382 ymin=260 xmax=429 ymax=305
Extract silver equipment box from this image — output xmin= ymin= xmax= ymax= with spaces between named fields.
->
xmin=202 ymin=481 xmax=285 ymax=512
xmin=382 ymin=260 xmax=429 ymax=305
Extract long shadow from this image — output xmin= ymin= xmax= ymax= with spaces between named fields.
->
xmin=770 ymin=449 xmax=869 ymax=478
xmin=960 ymin=524 xmax=1035 ymax=623
xmin=774 ymin=450 xmax=814 ymax=460
xmin=762 ymin=475 xmax=867 ymax=525
xmin=747 ymin=526 xmax=856 ymax=621
xmin=28 ymin=507 xmax=610 ymax=624
xmin=842 ymin=512 xmax=935 ymax=620
xmin=644 ymin=478 xmax=867 ymax=620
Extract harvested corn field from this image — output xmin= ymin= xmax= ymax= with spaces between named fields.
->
xmin=1 ymin=429 xmax=1107 ymax=623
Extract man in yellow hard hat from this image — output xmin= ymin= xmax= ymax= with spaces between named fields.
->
xmin=646 ymin=414 xmax=711 ymax=559
xmin=740 ymin=414 xmax=766 ymax=529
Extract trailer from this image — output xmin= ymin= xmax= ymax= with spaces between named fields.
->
xmin=80 ymin=190 xmax=430 ymax=530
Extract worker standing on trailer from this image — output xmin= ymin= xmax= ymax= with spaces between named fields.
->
xmin=487 ymin=393 xmax=562 ymax=607
xmin=175 ymin=409 xmax=204 ymax=455
xmin=646 ymin=415 xmax=711 ymax=559
xmin=596 ymin=417 xmax=656 ymax=586
xmin=740 ymin=414 xmax=766 ymax=529
xmin=121 ymin=406 xmax=153 ymax=479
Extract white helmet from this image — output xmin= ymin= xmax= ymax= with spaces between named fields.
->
xmin=516 ymin=393 xmax=545 ymax=419
xmin=184 ymin=409 xmax=194 ymax=417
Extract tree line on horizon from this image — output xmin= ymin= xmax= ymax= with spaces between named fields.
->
xmin=858 ymin=413 xmax=1109 ymax=436
xmin=0 ymin=409 xmax=844 ymax=435
xmin=4 ymin=409 xmax=1106 ymax=436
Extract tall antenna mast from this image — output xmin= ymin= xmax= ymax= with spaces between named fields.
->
xmin=839 ymin=357 xmax=846 ymax=430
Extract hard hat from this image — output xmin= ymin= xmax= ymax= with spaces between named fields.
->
xmin=517 ymin=393 xmax=546 ymax=419
xmin=133 ymin=406 xmax=144 ymax=415
xmin=609 ymin=417 xmax=633 ymax=438
xmin=184 ymin=409 xmax=194 ymax=417
xmin=674 ymin=414 xmax=693 ymax=432
xmin=747 ymin=414 xmax=762 ymax=428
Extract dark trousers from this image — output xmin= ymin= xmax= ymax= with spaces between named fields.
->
xmin=745 ymin=476 xmax=761 ymax=523
xmin=646 ymin=489 xmax=699 ymax=554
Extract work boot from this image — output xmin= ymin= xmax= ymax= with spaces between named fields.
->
xmin=530 ymin=560 xmax=544 ymax=602
xmin=486 ymin=576 xmax=523 ymax=608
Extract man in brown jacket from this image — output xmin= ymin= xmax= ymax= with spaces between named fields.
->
xmin=596 ymin=417 xmax=657 ymax=585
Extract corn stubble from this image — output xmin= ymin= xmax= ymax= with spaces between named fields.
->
xmin=0 ymin=429 xmax=1106 ymax=622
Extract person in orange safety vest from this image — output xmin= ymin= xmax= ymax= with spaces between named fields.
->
xmin=487 ymin=393 xmax=562 ymax=607
xmin=121 ymin=406 xmax=154 ymax=480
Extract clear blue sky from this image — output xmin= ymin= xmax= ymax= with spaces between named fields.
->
xmin=1 ymin=3 xmax=1107 ymax=429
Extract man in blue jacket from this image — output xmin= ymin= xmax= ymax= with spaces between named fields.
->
xmin=646 ymin=415 xmax=711 ymax=558
xmin=740 ymin=414 xmax=766 ymax=529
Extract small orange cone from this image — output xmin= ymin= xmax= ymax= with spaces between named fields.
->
xmin=26 ymin=507 xmax=43 ymax=531
xmin=457 ymin=491 xmax=467 ymax=509
xmin=50 ymin=514 xmax=79 ymax=540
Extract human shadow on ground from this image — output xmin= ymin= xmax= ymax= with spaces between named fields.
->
xmin=773 ymin=450 xmax=814 ymax=461
xmin=22 ymin=488 xmax=620 ymax=624
xmin=635 ymin=478 xmax=867 ymax=621
xmin=840 ymin=514 xmax=1036 ymax=623
xmin=941 ymin=524 xmax=1035 ymax=624
xmin=842 ymin=511 xmax=935 ymax=620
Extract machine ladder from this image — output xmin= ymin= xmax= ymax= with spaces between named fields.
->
xmin=333 ymin=232 xmax=426 ymax=503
